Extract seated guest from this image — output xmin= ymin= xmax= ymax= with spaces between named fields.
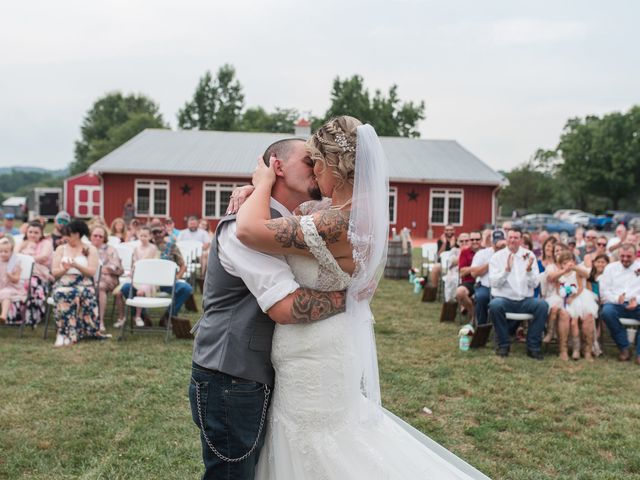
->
xmin=442 ymin=233 xmax=466 ymax=302
xmin=164 ymin=217 xmax=181 ymax=240
xmin=110 ymin=217 xmax=127 ymax=243
xmin=0 ymin=213 xmax=20 ymax=238
xmin=178 ymin=215 xmax=211 ymax=246
xmin=120 ymin=221 xmax=193 ymax=323
xmin=0 ymin=237 xmax=26 ymax=323
xmin=587 ymin=254 xmax=610 ymax=357
xmin=537 ymin=237 xmax=559 ymax=341
xmin=578 ymin=230 xmax=598 ymax=262
xmin=199 ymin=219 xmax=213 ymax=276
xmin=126 ymin=218 xmax=140 ymax=242
xmin=584 ymin=235 xmax=609 ymax=268
xmin=429 ymin=224 xmax=457 ymax=288
xmin=16 ymin=221 xmax=53 ymax=325
xmin=89 ymin=224 xmax=124 ymax=330
xmin=481 ymin=229 xmax=493 ymax=248
xmin=533 ymin=230 xmax=550 ymax=259
xmin=455 ymin=231 xmax=483 ymax=318
xmin=50 ymin=211 xmax=71 ymax=249
xmin=599 ymin=243 xmax=640 ymax=364
xmin=469 ymin=230 xmax=506 ymax=326
xmin=607 ymin=224 xmax=627 ymax=260
xmin=489 ymin=228 xmax=548 ymax=359
xmin=51 ymin=220 xmax=103 ymax=347
xmin=115 ymin=226 xmax=159 ymax=327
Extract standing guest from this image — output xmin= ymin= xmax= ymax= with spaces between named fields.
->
xmin=115 ymin=226 xmax=159 ymax=328
xmin=122 ymin=198 xmax=135 ymax=225
xmin=90 ymin=224 xmax=124 ymax=330
xmin=126 ymin=218 xmax=140 ymax=242
xmin=488 ymin=228 xmax=547 ymax=359
xmin=16 ymin=221 xmax=53 ymax=325
xmin=110 ymin=217 xmax=127 ymax=243
xmin=0 ymin=213 xmax=20 ymax=238
xmin=164 ymin=217 xmax=181 ymax=240
xmin=599 ymin=243 xmax=640 ymax=364
xmin=607 ymin=224 xmax=627 ymax=259
xmin=0 ymin=237 xmax=26 ymax=323
xmin=50 ymin=211 xmax=71 ymax=249
xmin=50 ymin=220 xmax=103 ymax=346
xmin=587 ymin=254 xmax=610 ymax=357
xmin=469 ymin=230 xmax=506 ymax=326
xmin=455 ymin=231 xmax=482 ymax=318
xmin=553 ymin=251 xmax=598 ymax=361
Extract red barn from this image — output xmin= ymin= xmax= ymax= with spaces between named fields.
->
xmin=86 ymin=128 xmax=505 ymax=236
xmin=64 ymin=171 xmax=102 ymax=219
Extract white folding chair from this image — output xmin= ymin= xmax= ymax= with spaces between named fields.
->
xmin=177 ymin=240 xmax=203 ymax=284
xmin=1 ymin=254 xmax=34 ymax=337
xmin=115 ymin=244 xmax=134 ymax=281
xmin=621 ymin=317 xmax=640 ymax=345
xmin=120 ymin=258 xmax=178 ymax=342
xmin=12 ymin=234 xmax=24 ymax=248
xmin=107 ymin=235 xmax=122 ymax=246
xmin=421 ymin=243 xmax=438 ymax=276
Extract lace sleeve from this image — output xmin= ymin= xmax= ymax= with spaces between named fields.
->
xmin=299 ymin=215 xmax=351 ymax=284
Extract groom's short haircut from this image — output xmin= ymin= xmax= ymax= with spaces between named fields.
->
xmin=262 ymin=138 xmax=305 ymax=166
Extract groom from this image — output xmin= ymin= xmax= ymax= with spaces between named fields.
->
xmin=189 ymin=138 xmax=347 ymax=479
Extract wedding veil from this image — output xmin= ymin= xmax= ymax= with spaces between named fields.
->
xmin=346 ymin=124 xmax=389 ymax=407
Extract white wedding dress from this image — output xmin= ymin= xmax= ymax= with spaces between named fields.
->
xmin=255 ymin=216 xmax=489 ymax=479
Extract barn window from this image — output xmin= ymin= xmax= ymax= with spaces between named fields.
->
xmin=389 ymin=187 xmax=397 ymax=225
xmin=135 ymin=180 xmax=169 ymax=217
xmin=429 ymin=189 xmax=463 ymax=226
xmin=203 ymin=183 xmax=242 ymax=219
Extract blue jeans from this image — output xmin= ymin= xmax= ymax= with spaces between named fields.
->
xmin=474 ymin=285 xmax=491 ymax=326
xmin=120 ymin=281 xmax=193 ymax=316
xmin=189 ymin=362 xmax=271 ymax=480
xmin=489 ymin=296 xmax=548 ymax=351
xmin=601 ymin=303 xmax=640 ymax=355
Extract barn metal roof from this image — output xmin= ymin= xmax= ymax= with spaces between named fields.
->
xmin=89 ymin=129 xmax=505 ymax=186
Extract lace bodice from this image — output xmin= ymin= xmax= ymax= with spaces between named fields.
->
xmin=287 ymin=215 xmax=352 ymax=292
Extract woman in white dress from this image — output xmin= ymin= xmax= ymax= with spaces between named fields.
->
xmin=235 ymin=116 xmax=489 ymax=479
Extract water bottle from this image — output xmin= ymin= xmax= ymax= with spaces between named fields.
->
xmin=459 ymin=335 xmax=471 ymax=351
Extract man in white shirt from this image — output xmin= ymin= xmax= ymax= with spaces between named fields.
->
xmin=178 ymin=216 xmax=211 ymax=246
xmin=469 ymin=230 xmax=506 ymax=326
xmin=599 ymin=243 xmax=640 ymax=364
xmin=607 ymin=224 xmax=627 ymax=260
xmin=488 ymin=228 xmax=548 ymax=359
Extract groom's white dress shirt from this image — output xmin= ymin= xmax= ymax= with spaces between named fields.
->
xmin=489 ymin=246 xmax=540 ymax=301
xmin=599 ymin=260 xmax=640 ymax=304
xmin=217 ymin=197 xmax=300 ymax=312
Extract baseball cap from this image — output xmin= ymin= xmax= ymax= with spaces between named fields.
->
xmin=149 ymin=220 xmax=164 ymax=233
xmin=4 ymin=212 xmax=15 ymax=220
xmin=492 ymin=230 xmax=505 ymax=243
xmin=55 ymin=211 xmax=71 ymax=225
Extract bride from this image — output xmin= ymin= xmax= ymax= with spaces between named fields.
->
xmin=235 ymin=116 xmax=489 ymax=479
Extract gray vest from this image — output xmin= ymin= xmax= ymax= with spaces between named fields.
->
xmin=192 ymin=211 xmax=281 ymax=386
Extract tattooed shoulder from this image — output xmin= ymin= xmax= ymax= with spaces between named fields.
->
xmin=265 ymin=217 xmax=306 ymax=249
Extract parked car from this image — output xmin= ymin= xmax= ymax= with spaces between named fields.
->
xmin=566 ymin=212 xmax=594 ymax=227
xmin=517 ymin=214 xmax=576 ymax=236
xmin=612 ymin=211 xmax=640 ymax=227
xmin=553 ymin=209 xmax=584 ymax=220
xmin=587 ymin=211 xmax=616 ymax=231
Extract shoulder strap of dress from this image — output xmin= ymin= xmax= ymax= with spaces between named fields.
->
xmin=299 ymin=215 xmax=350 ymax=281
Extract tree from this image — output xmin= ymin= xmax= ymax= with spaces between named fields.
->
xmin=240 ymin=107 xmax=298 ymax=133
xmin=71 ymin=92 xmax=165 ymax=174
xmin=558 ymin=111 xmax=637 ymax=210
xmin=320 ymin=75 xmax=425 ymax=137
xmin=177 ymin=64 xmax=245 ymax=131
xmin=498 ymin=157 xmax=557 ymax=215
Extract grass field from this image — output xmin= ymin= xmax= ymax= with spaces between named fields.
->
xmin=2 ymin=271 xmax=640 ymax=479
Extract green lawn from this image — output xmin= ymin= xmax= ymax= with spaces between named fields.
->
xmin=2 ymin=274 xmax=640 ymax=479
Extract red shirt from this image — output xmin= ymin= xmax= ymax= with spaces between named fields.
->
xmin=458 ymin=248 xmax=477 ymax=284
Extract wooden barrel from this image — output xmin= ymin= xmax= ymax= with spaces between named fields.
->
xmin=384 ymin=240 xmax=412 ymax=279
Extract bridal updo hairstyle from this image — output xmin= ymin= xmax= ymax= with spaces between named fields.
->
xmin=307 ymin=115 xmax=362 ymax=189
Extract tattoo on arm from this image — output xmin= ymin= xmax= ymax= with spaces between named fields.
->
xmin=265 ymin=217 xmax=307 ymax=249
xmin=316 ymin=210 xmax=349 ymax=244
xmin=291 ymin=288 xmax=346 ymax=323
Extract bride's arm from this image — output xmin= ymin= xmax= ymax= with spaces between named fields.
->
xmin=268 ymin=288 xmax=346 ymax=324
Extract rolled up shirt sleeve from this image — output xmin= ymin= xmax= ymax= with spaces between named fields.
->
xmin=218 ymin=222 xmax=300 ymax=312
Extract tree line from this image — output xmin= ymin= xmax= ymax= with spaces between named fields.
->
xmin=0 ymin=170 xmax=63 ymax=204
xmin=499 ymin=105 xmax=640 ymax=215
xmin=70 ymin=64 xmax=425 ymax=174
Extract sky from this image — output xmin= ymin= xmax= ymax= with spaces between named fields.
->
xmin=0 ymin=0 xmax=638 ymax=173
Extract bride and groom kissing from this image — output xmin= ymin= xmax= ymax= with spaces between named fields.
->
xmin=189 ymin=116 xmax=490 ymax=479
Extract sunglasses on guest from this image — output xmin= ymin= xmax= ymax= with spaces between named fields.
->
xmin=597 ymin=242 xmax=607 ymax=247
